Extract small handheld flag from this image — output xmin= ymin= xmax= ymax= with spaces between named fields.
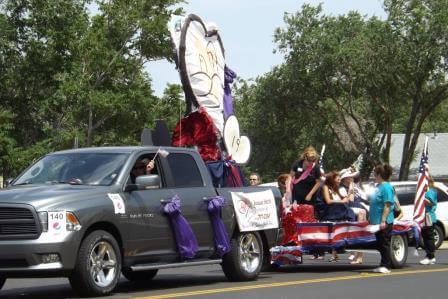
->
xmin=152 ymin=148 xmax=170 ymax=162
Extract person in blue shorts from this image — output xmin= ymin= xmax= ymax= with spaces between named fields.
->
xmin=369 ymin=164 xmax=395 ymax=274
xmin=420 ymin=177 xmax=438 ymax=265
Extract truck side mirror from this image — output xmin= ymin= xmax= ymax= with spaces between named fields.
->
xmin=124 ymin=175 xmax=160 ymax=192
xmin=135 ymin=174 xmax=160 ymax=189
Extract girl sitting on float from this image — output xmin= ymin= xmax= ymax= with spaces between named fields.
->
xmin=320 ymin=171 xmax=356 ymax=262
xmin=339 ymin=168 xmax=367 ymax=264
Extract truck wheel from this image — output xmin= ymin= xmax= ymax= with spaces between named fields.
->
xmin=69 ymin=230 xmax=121 ymax=297
xmin=434 ymin=225 xmax=444 ymax=249
xmin=0 ymin=277 xmax=6 ymax=290
xmin=390 ymin=234 xmax=408 ymax=269
xmin=122 ymin=268 xmax=158 ymax=282
xmin=222 ymin=231 xmax=263 ymax=281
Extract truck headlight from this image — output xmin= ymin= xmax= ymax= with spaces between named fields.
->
xmin=38 ymin=211 xmax=82 ymax=232
xmin=66 ymin=212 xmax=82 ymax=231
xmin=38 ymin=211 xmax=48 ymax=232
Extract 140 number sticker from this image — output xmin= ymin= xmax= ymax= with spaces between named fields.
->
xmin=48 ymin=211 xmax=66 ymax=234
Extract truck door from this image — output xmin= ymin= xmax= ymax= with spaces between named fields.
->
xmin=122 ymin=152 xmax=178 ymax=262
xmin=162 ymin=152 xmax=216 ymax=255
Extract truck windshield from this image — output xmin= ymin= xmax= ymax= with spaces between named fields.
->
xmin=13 ymin=153 xmax=129 ymax=186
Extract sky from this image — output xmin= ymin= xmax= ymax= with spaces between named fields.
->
xmin=148 ymin=0 xmax=386 ymax=96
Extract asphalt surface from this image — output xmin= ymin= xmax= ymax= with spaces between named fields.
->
xmin=1 ymin=244 xmax=448 ymax=299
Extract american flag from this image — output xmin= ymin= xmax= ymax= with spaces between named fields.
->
xmin=413 ymin=138 xmax=429 ymax=226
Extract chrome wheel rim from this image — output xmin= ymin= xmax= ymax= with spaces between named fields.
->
xmin=239 ymin=233 xmax=261 ymax=273
xmin=391 ymin=235 xmax=405 ymax=262
xmin=89 ymin=241 xmax=118 ymax=288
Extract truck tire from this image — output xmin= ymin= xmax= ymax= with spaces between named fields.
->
xmin=69 ymin=230 xmax=121 ymax=297
xmin=122 ymin=268 xmax=158 ymax=282
xmin=222 ymin=231 xmax=263 ymax=281
xmin=390 ymin=234 xmax=408 ymax=269
xmin=0 ymin=277 xmax=6 ymax=290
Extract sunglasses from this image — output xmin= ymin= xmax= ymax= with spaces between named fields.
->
xmin=133 ymin=165 xmax=145 ymax=170
xmin=249 ymin=178 xmax=258 ymax=181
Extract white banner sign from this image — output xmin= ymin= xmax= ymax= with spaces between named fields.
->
xmin=231 ymin=190 xmax=279 ymax=232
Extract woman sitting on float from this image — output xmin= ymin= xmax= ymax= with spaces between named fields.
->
xmin=339 ymin=168 xmax=367 ymax=264
xmin=319 ymin=171 xmax=356 ymax=262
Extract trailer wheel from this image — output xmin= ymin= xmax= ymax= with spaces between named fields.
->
xmin=390 ymin=234 xmax=408 ymax=269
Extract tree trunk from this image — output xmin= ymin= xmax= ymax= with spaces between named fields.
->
xmin=399 ymin=98 xmax=419 ymax=180
xmin=383 ymin=117 xmax=392 ymax=163
xmin=87 ymin=102 xmax=93 ymax=147
xmin=400 ymin=110 xmax=428 ymax=180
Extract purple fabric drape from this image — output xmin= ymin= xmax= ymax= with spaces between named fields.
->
xmin=205 ymin=196 xmax=231 ymax=257
xmin=162 ymin=195 xmax=198 ymax=259
xmin=223 ymin=66 xmax=237 ymax=119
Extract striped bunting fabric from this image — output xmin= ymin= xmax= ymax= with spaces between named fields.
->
xmin=270 ymin=220 xmax=419 ymax=266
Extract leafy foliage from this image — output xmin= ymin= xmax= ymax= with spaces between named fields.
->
xmin=235 ymin=1 xmax=448 ymax=181
xmin=0 ymin=0 xmax=183 ymax=177
xmin=1 ymin=0 xmax=448 ymax=182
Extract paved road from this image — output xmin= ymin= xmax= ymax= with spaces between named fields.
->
xmin=1 ymin=245 xmax=448 ymax=299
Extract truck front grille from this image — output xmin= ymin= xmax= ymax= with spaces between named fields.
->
xmin=0 ymin=205 xmax=40 ymax=240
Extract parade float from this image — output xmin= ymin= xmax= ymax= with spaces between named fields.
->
xmin=168 ymin=14 xmax=251 ymax=186
xmin=270 ymin=166 xmax=421 ymax=268
xmin=165 ymin=13 xmax=421 ymax=271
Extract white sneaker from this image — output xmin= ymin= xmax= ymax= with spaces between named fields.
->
xmin=419 ymin=258 xmax=436 ymax=265
xmin=372 ymin=266 xmax=391 ymax=274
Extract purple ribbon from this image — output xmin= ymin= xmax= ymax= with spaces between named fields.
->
xmin=223 ymin=66 xmax=237 ymax=119
xmin=205 ymin=196 xmax=231 ymax=257
xmin=162 ymin=195 xmax=198 ymax=259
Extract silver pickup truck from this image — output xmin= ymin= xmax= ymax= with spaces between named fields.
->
xmin=0 ymin=146 xmax=280 ymax=297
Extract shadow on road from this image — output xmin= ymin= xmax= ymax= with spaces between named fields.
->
xmin=0 ymin=272 xmax=229 ymax=299
xmin=3 ymin=261 xmax=447 ymax=298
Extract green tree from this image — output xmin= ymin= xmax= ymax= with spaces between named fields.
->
xmin=0 ymin=0 xmax=182 ymax=176
xmin=384 ymin=0 xmax=448 ymax=179
xmin=236 ymin=5 xmax=399 ymax=178
xmin=154 ymin=83 xmax=185 ymax=131
xmin=0 ymin=109 xmax=15 ymax=177
xmin=237 ymin=1 xmax=448 ymax=180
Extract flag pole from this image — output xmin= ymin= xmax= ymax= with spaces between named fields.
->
xmin=320 ymin=144 xmax=326 ymax=158
xmin=152 ymin=147 xmax=161 ymax=162
xmin=424 ymin=136 xmax=429 ymax=155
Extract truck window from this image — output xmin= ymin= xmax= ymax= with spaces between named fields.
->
xmin=14 ymin=153 xmax=129 ymax=186
xmin=166 ymin=153 xmax=203 ymax=187
xmin=129 ymin=154 xmax=160 ymax=185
